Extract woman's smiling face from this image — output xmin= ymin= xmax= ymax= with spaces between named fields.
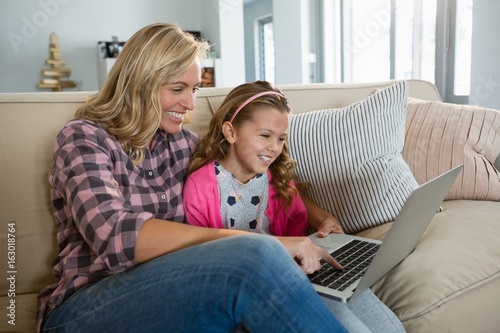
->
xmin=159 ymin=58 xmax=202 ymax=134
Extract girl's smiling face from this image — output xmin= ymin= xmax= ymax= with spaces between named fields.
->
xmin=159 ymin=58 xmax=202 ymax=134
xmin=221 ymin=107 xmax=289 ymax=183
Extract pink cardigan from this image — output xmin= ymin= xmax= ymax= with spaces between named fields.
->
xmin=183 ymin=162 xmax=309 ymax=236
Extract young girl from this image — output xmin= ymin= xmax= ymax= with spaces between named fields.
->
xmin=184 ymin=80 xmax=308 ymax=236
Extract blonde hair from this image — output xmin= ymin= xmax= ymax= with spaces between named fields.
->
xmin=189 ymin=80 xmax=301 ymax=208
xmin=75 ymin=23 xmax=210 ymax=164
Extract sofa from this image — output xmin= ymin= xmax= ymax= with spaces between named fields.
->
xmin=1 ymin=79 xmax=499 ymax=333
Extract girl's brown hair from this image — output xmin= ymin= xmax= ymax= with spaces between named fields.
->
xmin=75 ymin=23 xmax=210 ymax=164
xmin=189 ymin=80 xmax=301 ymax=208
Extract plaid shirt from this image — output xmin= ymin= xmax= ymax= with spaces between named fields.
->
xmin=36 ymin=119 xmax=197 ymax=332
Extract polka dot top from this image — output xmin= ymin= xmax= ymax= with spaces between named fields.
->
xmin=214 ymin=161 xmax=271 ymax=234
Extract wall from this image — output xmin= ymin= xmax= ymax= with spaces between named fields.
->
xmin=273 ymin=0 xmax=311 ymax=84
xmin=243 ymin=0 xmax=272 ymax=82
xmin=205 ymin=0 xmax=246 ymax=87
xmin=470 ymin=0 xmax=500 ymax=109
xmin=3 ymin=0 xmax=499 ymax=103
xmin=0 ymin=0 xmax=244 ymax=92
xmin=243 ymin=0 xmax=311 ymax=85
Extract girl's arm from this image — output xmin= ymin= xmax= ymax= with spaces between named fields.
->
xmin=300 ymin=192 xmax=345 ymax=237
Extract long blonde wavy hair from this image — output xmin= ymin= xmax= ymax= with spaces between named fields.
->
xmin=75 ymin=23 xmax=210 ymax=164
xmin=189 ymin=80 xmax=302 ymax=209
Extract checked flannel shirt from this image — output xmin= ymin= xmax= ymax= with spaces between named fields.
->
xmin=36 ymin=119 xmax=197 ymax=332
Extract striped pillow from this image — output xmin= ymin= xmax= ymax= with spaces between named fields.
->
xmin=403 ymin=98 xmax=500 ymax=200
xmin=289 ymin=81 xmax=418 ymax=234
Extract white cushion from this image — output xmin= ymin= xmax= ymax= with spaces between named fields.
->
xmin=288 ymin=81 xmax=418 ymax=233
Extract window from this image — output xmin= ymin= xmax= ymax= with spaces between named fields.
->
xmin=322 ymin=0 xmax=437 ymax=83
xmin=394 ymin=0 xmax=437 ymax=82
xmin=342 ymin=0 xmax=393 ymax=82
xmin=319 ymin=0 xmax=472 ymax=102
xmin=453 ymin=0 xmax=473 ymax=96
xmin=258 ymin=16 xmax=275 ymax=83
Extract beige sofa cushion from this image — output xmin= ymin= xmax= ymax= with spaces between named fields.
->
xmin=0 ymin=294 xmax=37 ymax=332
xmin=403 ymin=98 xmax=500 ymax=201
xmin=185 ymin=79 xmax=444 ymax=137
xmin=357 ymin=200 xmax=500 ymax=332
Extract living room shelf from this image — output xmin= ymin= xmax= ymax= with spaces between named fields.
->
xmin=97 ymin=57 xmax=222 ymax=88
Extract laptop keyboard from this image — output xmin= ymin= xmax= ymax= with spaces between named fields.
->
xmin=308 ymin=239 xmax=380 ymax=291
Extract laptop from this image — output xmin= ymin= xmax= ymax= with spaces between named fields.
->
xmin=308 ymin=164 xmax=463 ymax=303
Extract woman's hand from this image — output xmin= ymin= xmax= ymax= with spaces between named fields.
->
xmin=276 ymin=236 xmax=342 ymax=274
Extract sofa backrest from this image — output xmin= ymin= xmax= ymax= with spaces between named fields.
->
xmin=184 ymin=79 xmax=443 ymax=136
xmin=0 ymin=79 xmax=442 ymax=297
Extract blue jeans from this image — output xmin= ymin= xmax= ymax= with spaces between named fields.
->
xmin=42 ymin=235 xmax=348 ymax=333
xmin=321 ymin=290 xmax=406 ymax=333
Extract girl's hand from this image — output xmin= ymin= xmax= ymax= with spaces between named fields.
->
xmin=300 ymin=192 xmax=344 ymax=237
xmin=277 ymin=236 xmax=342 ymax=274
xmin=316 ymin=216 xmax=344 ymax=238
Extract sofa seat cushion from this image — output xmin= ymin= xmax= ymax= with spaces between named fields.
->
xmin=0 ymin=293 xmax=37 ymax=333
xmin=357 ymin=200 xmax=500 ymax=332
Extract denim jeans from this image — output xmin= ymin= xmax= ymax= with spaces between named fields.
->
xmin=321 ymin=289 xmax=407 ymax=333
xmin=42 ymin=234 xmax=348 ymax=333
